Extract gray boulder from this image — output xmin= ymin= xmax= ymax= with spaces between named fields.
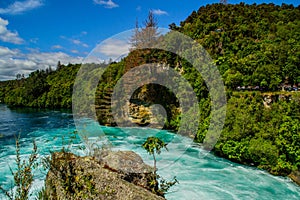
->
xmin=45 ymin=152 xmax=164 ymax=200
xmin=95 ymin=150 xmax=155 ymax=191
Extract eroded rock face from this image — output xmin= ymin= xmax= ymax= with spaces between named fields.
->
xmin=96 ymin=150 xmax=153 ymax=174
xmin=289 ymin=170 xmax=300 ymax=186
xmin=95 ymin=150 xmax=155 ymax=191
xmin=45 ymin=152 xmax=164 ymax=200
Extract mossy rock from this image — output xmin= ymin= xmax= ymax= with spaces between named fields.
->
xmin=45 ymin=152 xmax=164 ymax=200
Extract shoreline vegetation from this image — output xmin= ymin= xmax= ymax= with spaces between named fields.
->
xmin=0 ymin=1 xmax=300 ymax=192
xmin=0 ymin=133 xmax=173 ymax=199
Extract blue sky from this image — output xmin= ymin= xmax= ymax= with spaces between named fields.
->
xmin=0 ymin=0 xmax=299 ymax=80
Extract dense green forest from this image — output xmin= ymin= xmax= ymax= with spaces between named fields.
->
xmin=175 ymin=2 xmax=300 ymax=90
xmin=176 ymin=2 xmax=300 ymax=176
xmin=0 ymin=3 xmax=300 ymax=178
xmin=0 ymin=63 xmax=81 ymax=108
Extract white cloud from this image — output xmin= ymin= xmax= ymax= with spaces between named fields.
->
xmin=61 ymin=36 xmax=89 ymax=48
xmin=26 ymin=47 xmax=40 ymax=53
xmin=71 ymin=49 xmax=79 ymax=54
xmin=83 ymin=55 xmax=105 ymax=64
xmin=27 ymin=51 xmax=83 ymax=66
xmin=152 ymin=9 xmax=168 ymax=16
xmin=0 ymin=46 xmax=83 ymax=80
xmin=29 ymin=38 xmax=39 ymax=43
xmin=94 ymin=0 xmax=119 ymax=9
xmin=0 ymin=0 xmax=43 ymax=15
xmin=0 ymin=17 xmax=24 ymax=44
xmin=136 ymin=6 xmax=141 ymax=11
xmin=72 ymin=39 xmax=81 ymax=45
xmin=97 ymin=38 xmax=130 ymax=58
xmin=71 ymin=39 xmax=89 ymax=48
xmin=0 ymin=46 xmax=18 ymax=56
xmin=51 ymin=45 xmax=63 ymax=50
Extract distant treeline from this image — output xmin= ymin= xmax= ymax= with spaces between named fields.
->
xmin=0 ymin=63 xmax=81 ymax=108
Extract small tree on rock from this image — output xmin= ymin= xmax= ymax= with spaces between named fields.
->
xmin=142 ymin=136 xmax=167 ymax=173
xmin=142 ymin=136 xmax=178 ymax=197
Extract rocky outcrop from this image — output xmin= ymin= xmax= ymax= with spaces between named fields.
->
xmin=95 ymin=86 xmax=155 ymax=127
xmin=95 ymin=150 xmax=155 ymax=191
xmin=95 ymin=87 xmax=116 ymax=126
xmin=289 ymin=170 xmax=300 ymax=186
xmin=45 ymin=151 xmax=164 ymax=200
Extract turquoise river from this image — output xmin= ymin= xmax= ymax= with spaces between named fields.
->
xmin=0 ymin=104 xmax=299 ymax=199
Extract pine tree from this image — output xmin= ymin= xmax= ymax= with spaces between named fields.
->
xmin=130 ymin=10 xmax=160 ymax=49
xmin=130 ymin=18 xmax=140 ymax=49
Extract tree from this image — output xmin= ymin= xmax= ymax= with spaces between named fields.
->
xmin=168 ymin=23 xmax=179 ymax=30
xmin=142 ymin=136 xmax=167 ymax=173
xmin=130 ymin=10 xmax=160 ymax=49
xmin=142 ymin=137 xmax=178 ymax=197
xmin=16 ymin=74 xmax=21 ymax=80
xmin=57 ymin=61 xmax=62 ymax=70
xmin=130 ymin=18 xmax=140 ymax=49
xmin=144 ymin=10 xmax=158 ymax=28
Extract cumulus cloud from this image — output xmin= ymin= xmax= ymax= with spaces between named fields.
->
xmin=0 ymin=46 xmax=83 ymax=80
xmin=27 ymin=51 xmax=83 ymax=66
xmin=0 ymin=46 xmax=18 ymax=56
xmin=152 ymin=9 xmax=168 ymax=16
xmin=0 ymin=0 xmax=43 ymax=15
xmin=97 ymin=38 xmax=130 ymax=59
xmin=94 ymin=0 xmax=119 ymax=9
xmin=0 ymin=17 xmax=24 ymax=44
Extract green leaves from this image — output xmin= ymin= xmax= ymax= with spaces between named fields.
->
xmin=179 ymin=3 xmax=300 ymax=90
xmin=142 ymin=136 xmax=167 ymax=156
xmin=142 ymin=137 xmax=177 ymax=197
xmin=0 ymin=137 xmax=38 ymax=200
xmin=210 ymin=92 xmax=300 ymax=175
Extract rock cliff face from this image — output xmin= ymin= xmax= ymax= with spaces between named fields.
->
xmin=45 ymin=151 xmax=164 ymax=200
xmin=289 ymin=170 xmax=300 ymax=186
xmin=95 ymin=50 xmax=180 ymax=128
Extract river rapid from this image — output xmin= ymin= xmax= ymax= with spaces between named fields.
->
xmin=0 ymin=104 xmax=299 ymax=199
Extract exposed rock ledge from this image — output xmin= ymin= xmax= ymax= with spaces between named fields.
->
xmin=45 ymin=151 xmax=164 ymax=200
xmin=289 ymin=170 xmax=300 ymax=186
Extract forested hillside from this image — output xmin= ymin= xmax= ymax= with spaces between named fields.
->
xmin=0 ymin=63 xmax=81 ymax=108
xmin=176 ymin=2 xmax=300 ymax=177
xmin=0 ymin=3 xmax=299 ymax=180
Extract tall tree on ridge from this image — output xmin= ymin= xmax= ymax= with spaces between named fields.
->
xmin=130 ymin=10 xmax=160 ymax=49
